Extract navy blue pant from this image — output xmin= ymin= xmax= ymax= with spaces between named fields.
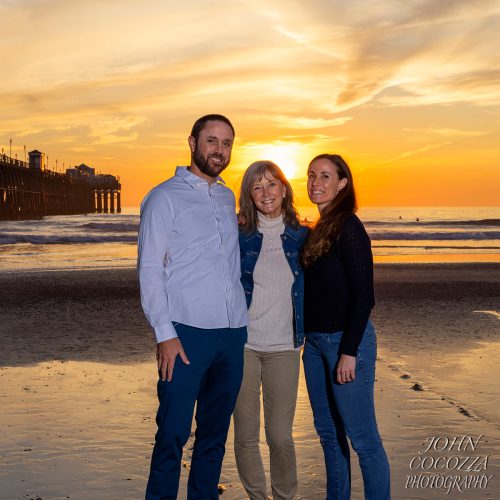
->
xmin=146 ymin=324 xmax=247 ymax=500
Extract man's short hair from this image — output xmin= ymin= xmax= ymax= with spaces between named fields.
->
xmin=190 ymin=114 xmax=235 ymax=142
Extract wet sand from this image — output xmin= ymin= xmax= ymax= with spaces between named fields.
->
xmin=0 ymin=264 xmax=499 ymax=499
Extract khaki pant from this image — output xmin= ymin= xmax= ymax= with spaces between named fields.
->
xmin=233 ymin=348 xmax=300 ymax=500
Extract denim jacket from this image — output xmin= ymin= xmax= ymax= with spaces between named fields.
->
xmin=239 ymin=223 xmax=309 ymax=348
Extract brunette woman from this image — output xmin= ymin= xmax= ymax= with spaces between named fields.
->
xmin=302 ymin=154 xmax=390 ymax=500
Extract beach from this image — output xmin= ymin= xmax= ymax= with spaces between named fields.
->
xmin=0 ymin=264 xmax=499 ymax=499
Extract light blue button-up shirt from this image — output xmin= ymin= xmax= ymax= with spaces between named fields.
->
xmin=138 ymin=166 xmax=248 ymax=343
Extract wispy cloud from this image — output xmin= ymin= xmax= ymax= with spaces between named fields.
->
xmin=383 ymin=141 xmax=452 ymax=164
xmin=272 ymin=115 xmax=352 ymax=129
xmin=68 ymin=146 xmax=96 ymax=153
xmin=89 ymin=116 xmax=147 ymax=143
xmin=402 ymin=128 xmax=489 ymax=138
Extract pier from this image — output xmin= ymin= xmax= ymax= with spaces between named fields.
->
xmin=0 ymin=150 xmax=121 ymax=219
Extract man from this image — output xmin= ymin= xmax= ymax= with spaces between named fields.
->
xmin=138 ymin=114 xmax=248 ymax=499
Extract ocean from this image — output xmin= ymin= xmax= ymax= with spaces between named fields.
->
xmin=1 ymin=207 xmax=499 ymax=270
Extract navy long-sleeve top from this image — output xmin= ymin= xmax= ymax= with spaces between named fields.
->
xmin=304 ymin=213 xmax=375 ymax=356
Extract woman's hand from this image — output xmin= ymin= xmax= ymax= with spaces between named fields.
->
xmin=237 ymin=212 xmax=247 ymax=225
xmin=336 ymin=354 xmax=356 ymax=384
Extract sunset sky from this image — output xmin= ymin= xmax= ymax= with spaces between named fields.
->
xmin=1 ymin=0 xmax=499 ymax=208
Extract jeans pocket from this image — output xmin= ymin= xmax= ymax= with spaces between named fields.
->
xmin=325 ymin=331 xmax=342 ymax=351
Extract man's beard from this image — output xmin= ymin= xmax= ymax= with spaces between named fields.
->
xmin=192 ymin=145 xmax=230 ymax=178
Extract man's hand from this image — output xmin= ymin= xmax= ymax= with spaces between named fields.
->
xmin=336 ymin=354 xmax=356 ymax=384
xmin=157 ymin=338 xmax=190 ymax=382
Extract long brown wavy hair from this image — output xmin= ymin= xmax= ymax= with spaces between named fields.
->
xmin=301 ymin=154 xmax=357 ymax=267
xmin=239 ymin=160 xmax=299 ymax=233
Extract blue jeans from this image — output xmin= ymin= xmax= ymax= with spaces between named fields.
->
xmin=302 ymin=323 xmax=390 ymax=500
xmin=146 ymin=323 xmax=247 ymax=500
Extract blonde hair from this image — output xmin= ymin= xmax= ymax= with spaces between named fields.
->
xmin=239 ymin=160 xmax=299 ymax=233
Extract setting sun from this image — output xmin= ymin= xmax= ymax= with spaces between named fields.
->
xmin=236 ymin=141 xmax=313 ymax=181
xmin=231 ymin=141 xmax=320 ymax=209
xmin=256 ymin=144 xmax=300 ymax=179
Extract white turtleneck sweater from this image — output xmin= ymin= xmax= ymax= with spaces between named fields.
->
xmin=246 ymin=212 xmax=295 ymax=352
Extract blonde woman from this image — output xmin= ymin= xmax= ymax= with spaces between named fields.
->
xmin=234 ymin=161 xmax=308 ymax=500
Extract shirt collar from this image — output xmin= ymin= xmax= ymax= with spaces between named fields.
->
xmin=175 ymin=166 xmax=226 ymax=188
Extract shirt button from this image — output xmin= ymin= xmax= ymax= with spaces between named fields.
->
xmin=286 ymin=252 xmax=291 ymax=256
xmin=294 ymin=270 xmax=299 ymax=275
xmin=294 ymin=292 xmax=298 ymax=296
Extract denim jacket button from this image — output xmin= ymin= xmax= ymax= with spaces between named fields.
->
xmin=286 ymin=252 xmax=291 ymax=256
xmin=294 ymin=270 xmax=299 ymax=275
